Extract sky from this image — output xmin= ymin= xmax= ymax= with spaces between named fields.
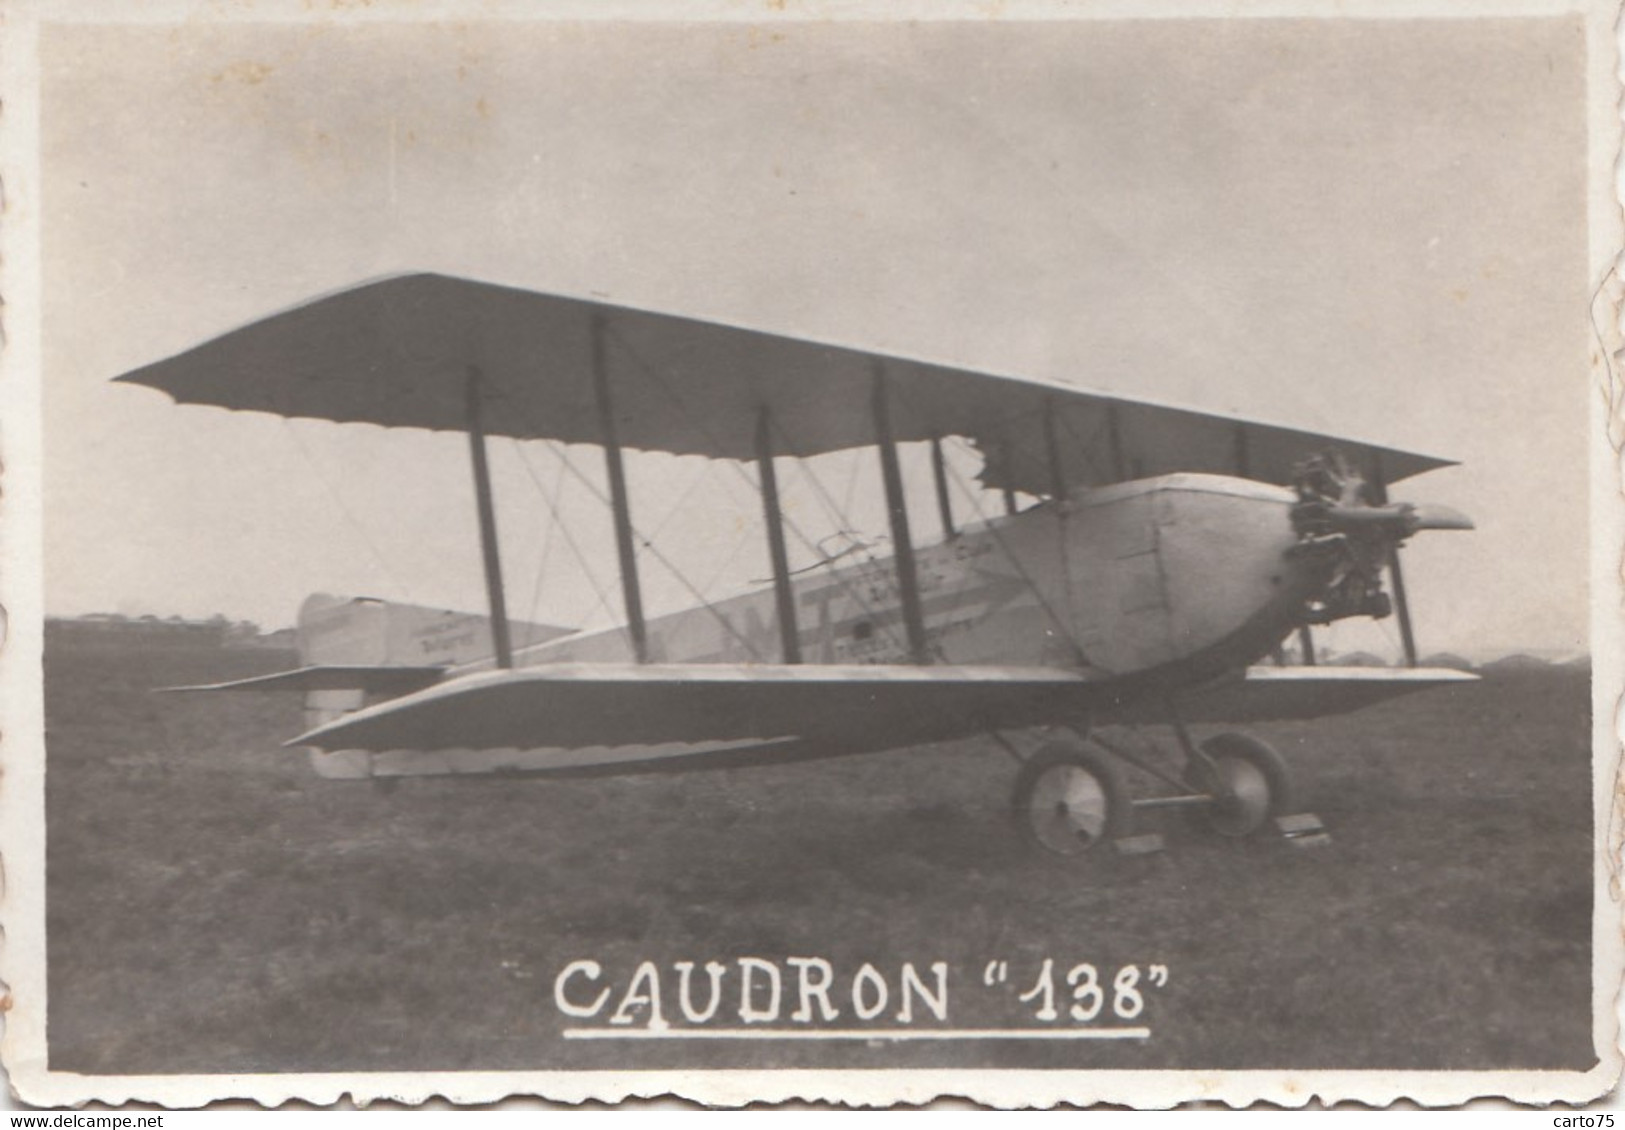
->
xmin=38 ymin=15 xmax=1594 ymax=660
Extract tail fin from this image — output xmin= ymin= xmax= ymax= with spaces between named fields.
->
xmin=296 ymin=593 xmax=572 ymax=669
xmin=297 ymin=595 xmax=389 ymax=778
xmin=295 ymin=595 xmax=572 ymax=778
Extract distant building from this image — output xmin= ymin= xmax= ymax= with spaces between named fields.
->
xmin=46 ymin=613 xmax=306 ymax=650
xmin=46 ymin=614 xmax=227 ymax=648
xmin=1481 ymin=653 xmax=1551 ymax=671
xmin=1325 ymin=650 xmax=1390 ymax=668
xmin=244 ymin=627 xmax=298 ymax=650
xmin=1420 ymin=652 xmax=1475 ymax=671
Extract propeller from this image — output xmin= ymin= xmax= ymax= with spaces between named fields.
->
xmin=1287 ymin=451 xmax=1472 ymax=627
xmin=1317 ymin=500 xmax=1475 ymax=536
xmin=1290 ymin=452 xmax=1473 ymax=543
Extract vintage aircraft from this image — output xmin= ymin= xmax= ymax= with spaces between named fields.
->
xmin=117 ymin=272 xmax=1475 ymax=856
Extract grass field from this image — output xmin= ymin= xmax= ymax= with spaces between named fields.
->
xmin=43 ymin=641 xmax=1598 ymax=1075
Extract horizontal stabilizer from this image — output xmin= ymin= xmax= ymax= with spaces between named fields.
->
xmin=159 ymin=664 xmax=447 ymax=696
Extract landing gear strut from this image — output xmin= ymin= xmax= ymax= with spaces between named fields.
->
xmin=1008 ymin=724 xmax=1293 ymax=858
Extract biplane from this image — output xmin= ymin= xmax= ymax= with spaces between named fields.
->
xmin=117 ymin=272 xmax=1475 ymax=856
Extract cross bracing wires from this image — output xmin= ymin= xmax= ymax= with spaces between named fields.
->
xmin=1053 ymin=407 xmax=1115 ymax=486
xmin=860 ymin=374 xmax=1094 ymax=664
xmin=528 ymin=438 xmax=769 ymax=661
xmin=765 ymin=416 xmax=914 ymax=660
xmin=637 ymin=456 xmax=728 ymax=546
xmin=280 ymin=419 xmax=413 ymax=601
xmin=695 ymin=513 xmax=767 ymax=602
xmin=929 ymin=432 xmax=1091 ymax=666
xmin=478 ymin=355 xmax=768 ymax=658
xmin=636 ymin=457 xmax=761 ymax=610
xmin=508 ymin=438 xmax=619 ymax=632
xmin=837 ymin=446 xmax=865 ymax=529
xmin=512 ymin=435 xmax=578 ymax=635
xmin=599 ymin=323 xmax=917 ymax=660
xmin=523 ymin=445 xmax=758 ymax=625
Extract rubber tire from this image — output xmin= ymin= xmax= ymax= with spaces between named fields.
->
xmin=1194 ymin=731 xmax=1291 ymax=838
xmin=1012 ymin=741 xmax=1133 ymax=857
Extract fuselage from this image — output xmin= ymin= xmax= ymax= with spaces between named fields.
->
xmin=297 ymin=472 xmax=1343 ymax=779
xmin=490 ymin=472 xmax=1318 ymax=682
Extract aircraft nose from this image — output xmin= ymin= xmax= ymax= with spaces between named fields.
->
xmin=1288 ymin=451 xmax=1473 ymax=543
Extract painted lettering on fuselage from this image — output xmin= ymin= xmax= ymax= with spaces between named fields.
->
xmin=520 ymin=509 xmax=1054 ymax=670
xmin=506 ymin=476 xmax=1301 ymax=679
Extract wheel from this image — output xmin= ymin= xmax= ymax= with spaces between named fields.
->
xmin=1012 ymin=742 xmax=1132 ymax=856
xmin=1192 ymin=731 xmax=1291 ymax=838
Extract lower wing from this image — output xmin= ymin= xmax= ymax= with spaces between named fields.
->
xmin=290 ymin=663 xmax=1095 ymax=766
xmin=1105 ymin=665 xmax=1478 ymax=725
xmin=200 ymin=661 xmax=1471 ymax=777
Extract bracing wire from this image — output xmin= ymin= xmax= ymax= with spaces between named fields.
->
xmin=280 ymin=419 xmax=412 ymax=599
xmin=936 ymin=433 xmax=1091 ymax=664
xmin=517 ymin=438 xmax=572 ymax=635
xmin=516 ymin=441 xmax=760 ymax=627
xmin=1053 ymin=406 xmax=1114 ymax=487
xmin=642 ymin=457 xmax=747 ymax=549
xmin=508 ymin=439 xmax=618 ymax=630
xmin=1369 ymin=610 xmax=1406 ymax=666
xmin=751 ymin=413 xmax=932 ymax=656
xmin=695 ymin=517 xmax=765 ymax=601
xmin=478 ymin=357 xmax=760 ymax=656
xmin=531 ymin=439 xmax=768 ymax=661
xmin=772 ymin=422 xmax=913 ymax=658
xmin=837 ymin=446 xmax=865 ymax=524
xmin=603 ymin=324 xmax=917 ymax=660
xmin=818 ymin=443 xmax=909 ymax=633
xmin=637 ymin=457 xmax=764 ymax=607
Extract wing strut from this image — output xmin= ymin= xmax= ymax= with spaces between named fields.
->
xmin=872 ymin=364 xmax=929 ymax=664
xmin=999 ymin=439 xmax=1018 ymax=516
xmin=755 ymin=408 xmax=802 ymax=664
xmin=1370 ymin=452 xmax=1419 ymax=667
xmin=1107 ymin=404 xmax=1129 ymax=481
xmin=1232 ymin=422 xmax=1252 ymax=479
xmin=465 ymin=366 xmax=513 ymax=669
xmin=592 ymin=313 xmax=649 ymax=663
xmin=930 ymin=435 xmax=957 ymax=541
xmin=1042 ymin=398 xmax=1070 ymax=502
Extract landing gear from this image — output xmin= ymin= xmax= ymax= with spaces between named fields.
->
xmin=1011 ymin=742 xmax=1132 ymax=856
xmin=1005 ymin=724 xmax=1294 ymax=857
xmin=1188 ymin=732 xmax=1291 ymax=838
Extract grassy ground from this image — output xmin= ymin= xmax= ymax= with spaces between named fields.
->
xmin=43 ymin=642 xmax=1598 ymax=1074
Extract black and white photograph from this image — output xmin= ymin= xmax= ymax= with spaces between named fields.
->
xmin=2 ymin=0 xmax=1619 ymax=1108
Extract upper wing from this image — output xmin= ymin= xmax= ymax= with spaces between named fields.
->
xmin=289 ymin=662 xmax=1096 ymax=754
xmin=115 ymin=272 xmax=1450 ymax=494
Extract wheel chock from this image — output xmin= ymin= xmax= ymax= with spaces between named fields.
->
xmin=1275 ymin=812 xmax=1330 ymax=847
xmin=1114 ymin=833 xmax=1166 ymax=856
